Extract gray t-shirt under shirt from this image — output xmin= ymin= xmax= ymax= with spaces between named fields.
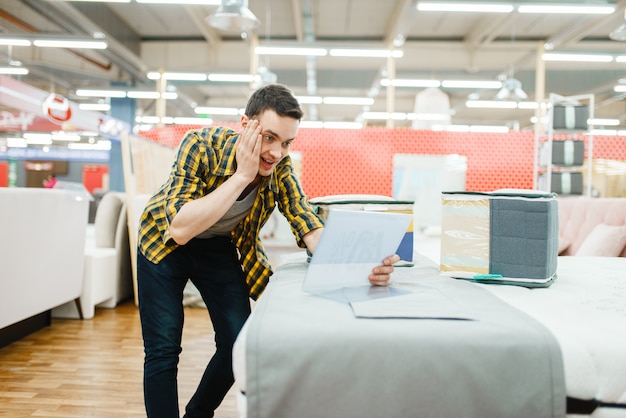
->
xmin=195 ymin=185 xmax=258 ymax=239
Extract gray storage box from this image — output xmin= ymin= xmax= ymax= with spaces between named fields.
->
xmin=553 ymin=105 xmax=589 ymax=131
xmin=540 ymin=172 xmax=583 ymax=195
xmin=551 ymin=140 xmax=584 ymax=166
xmin=440 ymin=191 xmax=559 ymax=287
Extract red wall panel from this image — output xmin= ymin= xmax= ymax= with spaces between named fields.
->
xmin=139 ymin=126 xmax=625 ymax=198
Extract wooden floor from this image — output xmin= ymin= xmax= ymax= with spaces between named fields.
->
xmin=0 ymin=302 xmax=239 ymax=418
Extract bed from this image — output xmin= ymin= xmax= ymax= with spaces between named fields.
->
xmin=233 ymin=250 xmax=626 ymax=418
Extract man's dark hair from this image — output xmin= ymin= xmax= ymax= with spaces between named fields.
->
xmin=245 ymin=84 xmax=304 ymax=121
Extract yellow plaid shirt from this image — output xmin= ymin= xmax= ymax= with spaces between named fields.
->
xmin=137 ymin=126 xmax=324 ymax=300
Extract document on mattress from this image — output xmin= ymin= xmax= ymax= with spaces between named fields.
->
xmin=349 ymin=284 xmax=478 ymax=319
xmin=302 ymin=209 xmax=412 ymax=296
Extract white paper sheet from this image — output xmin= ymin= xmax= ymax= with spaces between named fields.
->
xmin=302 ymin=209 xmax=412 ymax=295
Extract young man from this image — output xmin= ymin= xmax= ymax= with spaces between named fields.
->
xmin=136 ymin=83 xmax=400 ymax=417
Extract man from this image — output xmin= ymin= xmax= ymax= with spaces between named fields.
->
xmin=136 ymin=83 xmax=400 ymax=417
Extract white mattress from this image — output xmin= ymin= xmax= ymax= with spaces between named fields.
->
xmin=477 ymin=256 xmax=626 ymax=417
xmin=233 ymin=252 xmax=626 ymax=418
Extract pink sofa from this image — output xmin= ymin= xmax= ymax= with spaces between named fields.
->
xmin=558 ymin=197 xmax=626 ymax=257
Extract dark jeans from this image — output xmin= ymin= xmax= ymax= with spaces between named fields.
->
xmin=137 ymin=236 xmax=251 ymax=418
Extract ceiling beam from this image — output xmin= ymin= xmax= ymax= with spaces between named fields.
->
xmin=183 ymin=5 xmax=221 ymax=46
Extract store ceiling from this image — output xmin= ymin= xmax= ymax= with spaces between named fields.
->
xmin=2 ymin=0 xmax=626 ymax=131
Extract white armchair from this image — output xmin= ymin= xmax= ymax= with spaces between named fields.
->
xmin=52 ymin=192 xmax=132 ymax=319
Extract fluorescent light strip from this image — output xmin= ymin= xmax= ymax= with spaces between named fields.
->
xmin=466 ymin=100 xmax=518 ymax=109
xmin=126 ymin=91 xmax=178 ymax=99
xmin=381 ymin=79 xmax=441 ymax=88
xmin=614 ymin=85 xmax=626 ymax=92
xmin=295 ymin=96 xmax=374 ymax=106
xmin=0 ymin=67 xmax=29 ymax=75
xmin=417 ymin=2 xmax=514 ymax=13
xmin=126 ymin=91 xmax=161 ymax=99
xmin=296 ymin=96 xmax=323 ymax=104
xmin=542 ymin=53 xmax=613 ymax=62
xmin=589 ymin=118 xmax=620 ymax=126
xmin=76 ymin=90 xmax=177 ymax=99
xmin=0 ymin=39 xmax=32 ymax=46
xmin=7 ymin=138 xmax=27 ymax=148
xmin=137 ymin=0 xmax=221 ymax=4
xmin=442 ymin=80 xmax=502 ymax=89
xmin=322 ymin=121 xmax=363 ymax=129
xmin=466 ymin=100 xmax=538 ymax=109
xmin=362 ymin=112 xmax=408 ymax=120
xmin=323 ymin=97 xmax=375 ymax=105
xmin=51 ymin=132 xmax=81 ymax=141
xmin=255 ymin=46 xmax=327 ymax=56
xmin=33 ymin=39 xmax=107 ymax=49
xmin=173 ymin=117 xmax=214 ymax=125
xmin=68 ymin=140 xmax=112 ymax=151
xmin=518 ymin=5 xmax=615 ymax=14
xmin=194 ymin=107 xmax=242 ymax=116
xmin=64 ymin=0 xmax=130 ymax=2
xmin=208 ymin=74 xmax=255 ymax=82
xmin=79 ymin=103 xmax=111 ymax=111
xmin=329 ymin=49 xmax=403 ymax=58
xmin=76 ymin=89 xmax=126 ymax=98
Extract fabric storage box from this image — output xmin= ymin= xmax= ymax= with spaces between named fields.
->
xmin=539 ymin=172 xmax=583 ymax=195
xmin=540 ymin=140 xmax=585 ymax=167
xmin=552 ymin=104 xmax=589 ymax=131
xmin=440 ymin=191 xmax=559 ymax=287
xmin=310 ymin=195 xmax=415 ymax=265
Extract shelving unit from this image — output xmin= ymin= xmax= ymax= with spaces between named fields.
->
xmin=533 ymin=93 xmax=594 ymax=197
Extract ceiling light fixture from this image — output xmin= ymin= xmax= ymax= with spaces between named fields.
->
xmin=295 ymin=96 xmax=323 ymax=104
xmin=381 ymin=79 xmax=441 ymax=88
xmin=76 ymin=89 xmax=126 ymax=98
xmin=0 ymin=35 xmax=107 ymax=49
xmin=138 ymin=0 xmax=220 ymax=4
xmin=322 ymin=97 xmax=375 ymax=106
xmin=466 ymin=100 xmax=518 ymax=109
xmin=147 ymin=72 xmax=208 ymax=81
xmin=79 ymin=103 xmax=111 ymax=111
xmin=441 ymin=80 xmax=502 ymax=89
xmin=33 ymin=39 xmax=107 ymax=49
xmin=465 ymin=100 xmax=538 ymax=109
xmin=0 ymin=67 xmax=29 ymax=75
xmin=194 ymin=106 xmax=242 ymax=115
xmin=207 ymin=73 xmax=256 ymax=82
xmin=329 ymin=49 xmax=404 ymax=58
xmin=542 ymin=53 xmax=614 ymax=62
xmin=0 ymin=38 xmax=32 ymax=46
xmin=417 ymin=2 xmax=514 ymax=13
xmin=518 ymin=4 xmax=615 ymax=14
xmin=206 ymin=0 xmax=260 ymax=33
xmin=495 ymin=77 xmax=528 ymax=100
xmin=255 ymin=46 xmax=328 ymax=56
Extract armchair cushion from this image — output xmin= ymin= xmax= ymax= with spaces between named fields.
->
xmin=575 ymin=223 xmax=626 ymax=257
